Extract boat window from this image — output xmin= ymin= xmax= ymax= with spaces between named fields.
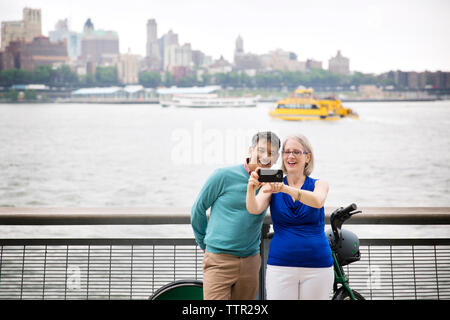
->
xmin=277 ymin=104 xmax=319 ymax=109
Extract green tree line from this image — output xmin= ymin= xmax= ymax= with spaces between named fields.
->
xmin=0 ymin=65 xmax=118 ymax=87
xmin=139 ymin=69 xmax=387 ymax=89
xmin=1 ymin=64 xmax=390 ymax=89
xmin=0 ymin=65 xmax=79 ymax=87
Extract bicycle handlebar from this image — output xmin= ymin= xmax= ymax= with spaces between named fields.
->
xmin=340 ymin=203 xmax=358 ymax=216
xmin=331 ymin=203 xmax=359 ymax=229
xmin=330 ymin=203 xmax=361 ymax=248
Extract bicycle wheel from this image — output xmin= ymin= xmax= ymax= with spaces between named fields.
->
xmin=150 ymin=280 xmax=203 ymax=300
xmin=332 ymin=287 xmax=365 ymax=300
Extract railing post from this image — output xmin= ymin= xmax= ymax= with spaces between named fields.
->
xmin=258 ymin=223 xmax=270 ymax=300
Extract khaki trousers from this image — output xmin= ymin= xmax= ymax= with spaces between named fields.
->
xmin=202 ymin=252 xmax=261 ymax=300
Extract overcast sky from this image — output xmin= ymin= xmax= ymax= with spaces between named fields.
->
xmin=1 ymin=0 xmax=449 ymax=74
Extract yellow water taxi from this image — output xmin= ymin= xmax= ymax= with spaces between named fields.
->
xmin=269 ymin=88 xmax=358 ymax=121
xmin=318 ymin=97 xmax=359 ymax=119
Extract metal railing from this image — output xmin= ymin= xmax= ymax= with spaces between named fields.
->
xmin=348 ymin=239 xmax=450 ymax=300
xmin=0 ymin=207 xmax=449 ymax=300
xmin=0 ymin=238 xmax=202 ymax=300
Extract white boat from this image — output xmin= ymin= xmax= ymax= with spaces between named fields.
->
xmin=157 ymin=85 xmax=257 ymax=108
xmin=160 ymin=93 xmax=257 ymax=108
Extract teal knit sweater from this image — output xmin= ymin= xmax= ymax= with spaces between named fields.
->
xmin=191 ymin=164 xmax=267 ymax=257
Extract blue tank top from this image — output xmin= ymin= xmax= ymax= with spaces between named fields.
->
xmin=267 ymin=176 xmax=333 ymax=268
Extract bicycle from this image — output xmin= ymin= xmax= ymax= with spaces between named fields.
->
xmin=326 ymin=203 xmax=365 ymax=300
xmin=150 ymin=203 xmax=365 ymax=300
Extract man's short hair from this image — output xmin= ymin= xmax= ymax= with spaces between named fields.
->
xmin=251 ymin=131 xmax=281 ymax=151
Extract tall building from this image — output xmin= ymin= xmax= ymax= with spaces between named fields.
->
xmin=117 ymin=52 xmax=138 ymax=84
xmin=192 ymin=50 xmax=205 ymax=67
xmin=1 ymin=8 xmax=42 ymax=49
xmin=235 ymin=35 xmax=243 ymax=54
xmin=393 ymin=70 xmax=408 ymax=88
xmin=164 ymin=42 xmax=192 ymax=71
xmin=144 ymin=24 xmax=194 ymax=73
xmin=192 ymin=50 xmax=212 ymax=69
xmin=161 ymin=29 xmax=179 ymax=54
xmin=161 ymin=30 xmax=194 ymax=72
xmin=178 ymin=43 xmax=192 ymax=67
xmin=328 ymin=50 xmax=350 ymax=74
xmin=233 ymin=35 xmax=262 ymax=71
xmin=80 ymin=18 xmax=119 ymax=65
xmin=49 ymin=19 xmax=82 ymax=61
xmin=146 ymin=19 xmax=157 ymax=56
xmin=163 ymin=43 xmax=178 ymax=71
xmin=234 ymin=35 xmax=243 ymax=65
xmin=145 ymin=19 xmax=161 ymax=70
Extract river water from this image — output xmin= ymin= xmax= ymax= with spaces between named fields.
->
xmin=0 ymin=101 xmax=449 ymax=238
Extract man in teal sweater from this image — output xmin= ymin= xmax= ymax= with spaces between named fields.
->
xmin=191 ymin=131 xmax=280 ymax=300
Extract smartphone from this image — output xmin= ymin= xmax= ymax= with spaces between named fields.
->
xmin=257 ymin=169 xmax=283 ymax=183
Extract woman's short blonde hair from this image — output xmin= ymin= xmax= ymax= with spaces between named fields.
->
xmin=281 ymin=134 xmax=314 ymax=176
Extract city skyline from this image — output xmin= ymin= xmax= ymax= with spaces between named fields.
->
xmin=1 ymin=0 xmax=449 ymax=74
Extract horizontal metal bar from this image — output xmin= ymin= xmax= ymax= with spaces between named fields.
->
xmin=1 ymin=238 xmax=450 ymax=246
xmin=0 ymin=207 xmax=190 ymax=225
xmin=360 ymin=238 xmax=450 ymax=246
xmin=0 ymin=238 xmax=198 ymax=246
xmin=0 ymin=207 xmax=449 ymax=225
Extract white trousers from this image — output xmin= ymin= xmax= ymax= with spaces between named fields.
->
xmin=266 ymin=264 xmax=334 ymax=300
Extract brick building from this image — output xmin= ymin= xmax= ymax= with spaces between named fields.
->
xmin=0 ymin=36 xmax=68 ymax=71
xmin=1 ymin=8 xmax=42 ymax=50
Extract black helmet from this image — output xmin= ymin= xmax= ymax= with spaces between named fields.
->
xmin=326 ymin=229 xmax=360 ymax=266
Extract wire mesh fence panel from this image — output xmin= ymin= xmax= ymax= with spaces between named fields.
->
xmin=346 ymin=243 xmax=450 ymax=300
xmin=0 ymin=240 xmax=204 ymax=300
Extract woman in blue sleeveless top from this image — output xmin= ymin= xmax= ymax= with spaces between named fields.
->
xmin=246 ymin=134 xmax=333 ymax=300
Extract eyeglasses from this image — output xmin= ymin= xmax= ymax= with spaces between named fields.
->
xmin=282 ymin=150 xmax=309 ymax=156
